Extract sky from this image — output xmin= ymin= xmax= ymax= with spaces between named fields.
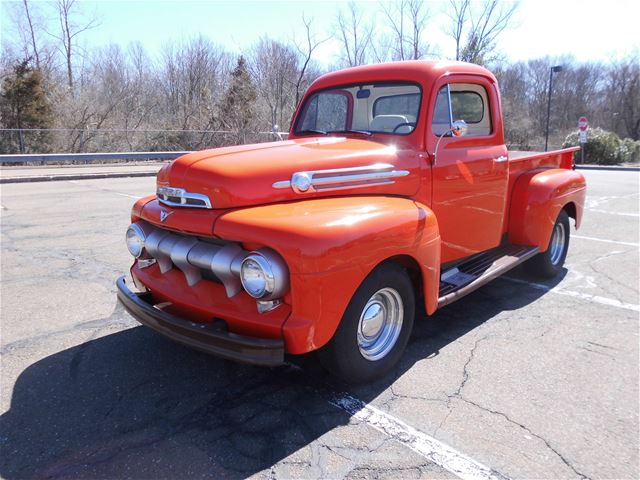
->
xmin=1 ymin=0 xmax=639 ymax=65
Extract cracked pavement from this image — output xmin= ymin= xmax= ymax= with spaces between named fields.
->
xmin=1 ymin=170 xmax=638 ymax=479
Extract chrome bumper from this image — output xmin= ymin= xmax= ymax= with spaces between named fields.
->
xmin=116 ymin=276 xmax=285 ymax=366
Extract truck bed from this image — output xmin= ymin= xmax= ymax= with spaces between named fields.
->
xmin=508 ymin=147 xmax=579 ymax=170
xmin=507 ymin=146 xmax=580 ymax=199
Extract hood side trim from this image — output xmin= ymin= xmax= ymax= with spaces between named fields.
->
xmin=272 ymin=163 xmax=410 ymax=194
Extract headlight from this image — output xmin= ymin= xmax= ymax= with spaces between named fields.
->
xmin=126 ymin=223 xmax=147 ymax=258
xmin=240 ymin=255 xmax=274 ymax=298
xmin=240 ymin=249 xmax=289 ymax=299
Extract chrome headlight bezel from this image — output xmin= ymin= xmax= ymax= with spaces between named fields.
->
xmin=240 ymin=249 xmax=289 ymax=300
xmin=126 ymin=221 xmax=154 ymax=259
xmin=240 ymin=254 xmax=274 ymax=298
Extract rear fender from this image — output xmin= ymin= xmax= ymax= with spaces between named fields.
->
xmin=215 ymin=197 xmax=440 ymax=353
xmin=508 ymin=169 xmax=586 ymax=251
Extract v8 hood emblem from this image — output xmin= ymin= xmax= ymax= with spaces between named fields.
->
xmin=160 ymin=210 xmax=174 ymax=222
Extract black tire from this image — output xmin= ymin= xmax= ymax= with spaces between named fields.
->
xmin=525 ymin=209 xmax=570 ymax=279
xmin=317 ymin=262 xmax=415 ymax=384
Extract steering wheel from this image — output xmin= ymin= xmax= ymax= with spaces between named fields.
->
xmin=392 ymin=122 xmax=416 ymax=133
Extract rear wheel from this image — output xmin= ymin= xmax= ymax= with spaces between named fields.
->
xmin=525 ymin=210 xmax=570 ymax=279
xmin=318 ymin=262 xmax=415 ymax=384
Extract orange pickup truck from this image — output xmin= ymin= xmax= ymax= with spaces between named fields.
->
xmin=116 ymin=60 xmax=586 ymax=383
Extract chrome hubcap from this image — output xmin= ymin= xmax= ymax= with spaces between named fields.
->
xmin=549 ymin=221 xmax=566 ymax=265
xmin=357 ymin=288 xmax=404 ymax=361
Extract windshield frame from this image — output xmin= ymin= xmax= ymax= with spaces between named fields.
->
xmin=293 ymin=80 xmax=423 ymax=137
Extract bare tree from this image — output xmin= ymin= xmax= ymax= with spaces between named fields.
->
xmin=21 ymin=0 xmax=40 ymax=69
xmin=381 ymin=0 xmax=431 ymax=61
xmin=335 ymin=1 xmax=373 ymax=67
xmin=447 ymin=0 xmax=470 ymax=62
xmin=47 ymin=0 xmax=99 ymax=91
xmin=4 ymin=0 xmax=57 ymax=76
xmin=249 ymin=38 xmax=299 ymax=132
xmin=293 ymin=15 xmax=329 ymax=106
xmin=159 ymin=36 xmax=229 ymax=133
xmin=604 ymin=55 xmax=640 ymax=140
xmin=446 ymin=0 xmax=519 ymax=65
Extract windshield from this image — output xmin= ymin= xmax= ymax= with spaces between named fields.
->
xmin=294 ymin=82 xmax=422 ymax=136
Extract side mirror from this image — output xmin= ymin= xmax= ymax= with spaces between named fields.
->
xmin=451 ymin=119 xmax=468 ymax=137
xmin=432 ymin=119 xmax=468 ymax=165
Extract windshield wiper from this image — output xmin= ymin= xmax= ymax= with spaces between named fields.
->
xmin=328 ymin=129 xmax=373 ymax=136
xmin=296 ymin=128 xmax=327 ymax=135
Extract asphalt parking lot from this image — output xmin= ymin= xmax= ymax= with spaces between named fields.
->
xmin=1 ymin=170 xmax=638 ymax=479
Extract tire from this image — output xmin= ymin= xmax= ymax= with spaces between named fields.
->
xmin=525 ymin=209 xmax=570 ymax=279
xmin=317 ymin=262 xmax=415 ymax=384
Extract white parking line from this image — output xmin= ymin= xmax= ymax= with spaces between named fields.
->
xmin=572 ymin=235 xmax=640 ymax=248
xmin=587 ymin=209 xmax=639 ymax=217
xmin=115 ymin=192 xmax=142 ymax=199
xmin=503 ymin=277 xmax=640 ymax=312
xmin=330 ymin=393 xmax=509 ymax=480
xmin=68 ymin=180 xmax=142 ymax=200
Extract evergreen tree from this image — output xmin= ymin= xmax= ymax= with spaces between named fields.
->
xmin=0 ymin=58 xmax=52 ymax=153
xmin=217 ymin=56 xmax=257 ymax=141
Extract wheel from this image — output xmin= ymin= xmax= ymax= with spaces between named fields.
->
xmin=318 ymin=262 xmax=415 ymax=384
xmin=525 ymin=210 xmax=570 ymax=279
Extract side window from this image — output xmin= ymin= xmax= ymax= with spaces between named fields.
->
xmin=451 ymin=91 xmax=484 ymax=124
xmin=300 ymin=93 xmax=348 ymax=132
xmin=431 ymin=83 xmax=492 ymax=136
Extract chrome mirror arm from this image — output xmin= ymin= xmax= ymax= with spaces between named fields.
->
xmin=432 ymin=120 xmax=468 ymax=166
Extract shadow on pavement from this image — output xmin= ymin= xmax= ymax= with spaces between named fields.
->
xmin=0 ymin=269 xmax=565 ymax=478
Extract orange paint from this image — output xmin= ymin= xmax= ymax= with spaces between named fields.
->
xmin=123 ymin=60 xmax=586 ymax=356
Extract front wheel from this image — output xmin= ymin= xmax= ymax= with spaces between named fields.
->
xmin=525 ymin=210 xmax=570 ymax=279
xmin=318 ymin=262 xmax=415 ymax=384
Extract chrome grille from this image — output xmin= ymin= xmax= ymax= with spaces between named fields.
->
xmin=139 ymin=221 xmax=245 ymax=296
xmin=157 ymin=186 xmax=212 ymax=209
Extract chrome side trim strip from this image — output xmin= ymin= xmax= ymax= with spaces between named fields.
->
xmin=272 ymin=163 xmax=409 ymax=194
xmin=157 ymin=186 xmax=212 ymax=209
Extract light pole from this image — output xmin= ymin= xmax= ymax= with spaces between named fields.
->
xmin=544 ymin=65 xmax=563 ymax=151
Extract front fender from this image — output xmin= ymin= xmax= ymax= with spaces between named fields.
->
xmin=508 ymin=169 xmax=586 ymax=251
xmin=215 ymin=197 xmax=440 ymax=353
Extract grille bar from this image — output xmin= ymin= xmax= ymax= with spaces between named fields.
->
xmin=157 ymin=186 xmax=212 ymax=209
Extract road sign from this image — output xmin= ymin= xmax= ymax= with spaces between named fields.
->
xmin=578 ymin=117 xmax=589 ymax=131
xmin=579 ymin=130 xmax=587 ymax=143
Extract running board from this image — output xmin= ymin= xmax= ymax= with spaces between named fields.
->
xmin=437 ymin=245 xmax=539 ymax=308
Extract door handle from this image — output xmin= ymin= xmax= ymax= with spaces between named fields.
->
xmin=494 ymin=155 xmax=508 ymax=163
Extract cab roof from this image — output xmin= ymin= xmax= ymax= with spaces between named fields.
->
xmin=308 ymin=60 xmax=498 ymax=92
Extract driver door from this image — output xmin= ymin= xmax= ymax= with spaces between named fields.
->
xmin=428 ymin=77 xmax=509 ymax=263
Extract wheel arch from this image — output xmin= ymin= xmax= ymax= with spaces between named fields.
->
xmin=562 ymin=201 xmax=581 ymax=228
xmin=384 ymin=254 xmax=428 ymax=312
xmin=508 ymin=168 xmax=586 ymax=251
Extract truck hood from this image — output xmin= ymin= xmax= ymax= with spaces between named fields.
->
xmin=156 ymin=137 xmax=420 ymax=209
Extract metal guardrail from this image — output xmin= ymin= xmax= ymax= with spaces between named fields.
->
xmin=0 ymin=129 xmax=290 ymax=156
xmin=0 ymin=151 xmax=191 ymax=164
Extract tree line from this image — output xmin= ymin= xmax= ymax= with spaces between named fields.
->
xmin=1 ymin=0 xmax=638 ymax=157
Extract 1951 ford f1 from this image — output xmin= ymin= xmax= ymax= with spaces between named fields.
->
xmin=116 ymin=60 xmax=586 ymax=383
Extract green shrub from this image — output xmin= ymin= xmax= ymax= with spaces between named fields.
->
xmin=563 ymin=127 xmax=628 ymax=165
xmin=617 ymin=137 xmax=640 ymax=163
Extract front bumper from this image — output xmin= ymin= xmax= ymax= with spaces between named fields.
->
xmin=116 ymin=276 xmax=285 ymax=366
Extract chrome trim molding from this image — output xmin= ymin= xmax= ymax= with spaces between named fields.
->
xmin=272 ymin=163 xmax=409 ymax=194
xmin=157 ymin=186 xmax=212 ymax=209
xmin=256 ymin=299 xmax=282 ymax=313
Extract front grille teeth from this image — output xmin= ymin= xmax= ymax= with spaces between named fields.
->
xmin=141 ymin=222 xmax=245 ymax=296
